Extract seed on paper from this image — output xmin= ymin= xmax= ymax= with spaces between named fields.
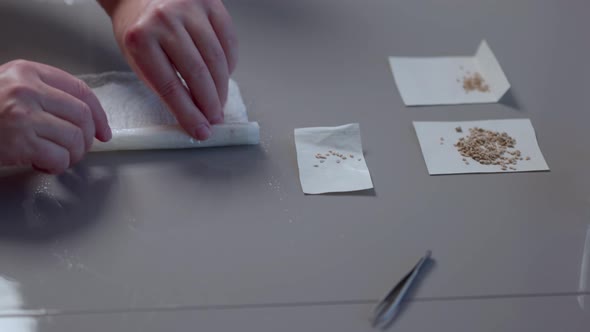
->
xmin=462 ymin=72 xmax=490 ymax=93
xmin=455 ymin=127 xmax=527 ymax=171
xmin=455 ymin=126 xmax=463 ymax=133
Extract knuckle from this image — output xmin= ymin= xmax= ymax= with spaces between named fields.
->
xmin=76 ymin=102 xmax=93 ymax=125
xmin=3 ymin=106 xmax=35 ymax=132
xmin=73 ymin=79 xmax=92 ymax=99
xmin=5 ymin=83 xmax=36 ymax=100
xmin=152 ymin=4 xmax=176 ymax=26
xmin=123 ymin=25 xmax=149 ymax=50
xmin=157 ymin=79 xmax=183 ymax=99
xmin=7 ymin=59 xmax=34 ymax=74
xmin=210 ymin=47 xmax=227 ymax=67
xmin=188 ymin=61 xmax=210 ymax=81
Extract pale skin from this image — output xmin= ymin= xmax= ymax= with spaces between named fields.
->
xmin=0 ymin=0 xmax=238 ymax=174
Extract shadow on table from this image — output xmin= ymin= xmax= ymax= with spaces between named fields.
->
xmin=318 ymin=188 xmax=377 ymax=197
xmin=499 ymin=89 xmax=522 ymax=111
xmin=0 ymin=163 xmax=117 ymax=243
xmin=89 ymin=145 xmax=269 ymax=178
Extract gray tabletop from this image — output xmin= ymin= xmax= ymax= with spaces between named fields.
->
xmin=1 ymin=0 xmax=590 ymax=331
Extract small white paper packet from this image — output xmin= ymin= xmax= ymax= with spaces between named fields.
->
xmin=414 ymin=119 xmax=549 ymax=175
xmin=389 ymin=41 xmax=510 ymax=106
xmin=294 ymin=124 xmax=374 ymax=194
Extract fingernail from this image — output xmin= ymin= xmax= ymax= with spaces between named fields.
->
xmin=194 ymin=123 xmax=212 ymax=140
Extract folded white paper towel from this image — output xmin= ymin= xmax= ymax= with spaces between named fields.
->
xmin=80 ymin=72 xmax=259 ymax=152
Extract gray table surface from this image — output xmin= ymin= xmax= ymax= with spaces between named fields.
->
xmin=1 ymin=0 xmax=589 ymax=331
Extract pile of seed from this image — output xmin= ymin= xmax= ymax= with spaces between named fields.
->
xmin=454 ymin=127 xmax=530 ymax=171
xmin=313 ymin=150 xmax=362 ymax=167
xmin=462 ymin=72 xmax=490 ymax=93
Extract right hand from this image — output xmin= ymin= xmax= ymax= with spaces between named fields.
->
xmin=0 ymin=60 xmax=112 ymax=174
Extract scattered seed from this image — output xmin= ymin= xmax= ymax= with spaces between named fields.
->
xmin=350 ymin=154 xmax=354 ymax=158
xmin=440 ymin=137 xmax=445 ymax=141
xmin=336 ymin=160 xmax=341 ymax=163
xmin=526 ymin=156 xmax=531 ymax=160
xmin=466 ymin=162 xmax=470 ymax=165
xmin=455 ymin=126 xmax=463 ymax=133
xmin=314 ymin=165 xmax=318 ymax=167
xmin=358 ymin=158 xmax=362 ymax=161
xmin=320 ymin=160 xmax=325 ymax=163
xmin=342 ymin=157 xmax=347 ymax=160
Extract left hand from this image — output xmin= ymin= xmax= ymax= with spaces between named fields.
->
xmin=100 ymin=0 xmax=238 ymax=140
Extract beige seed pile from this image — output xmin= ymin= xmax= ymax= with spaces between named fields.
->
xmin=313 ymin=150 xmax=362 ymax=167
xmin=454 ymin=127 xmax=530 ymax=171
xmin=462 ymin=72 xmax=490 ymax=93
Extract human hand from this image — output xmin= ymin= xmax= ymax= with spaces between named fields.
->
xmin=0 ymin=60 xmax=111 ymax=174
xmin=101 ymin=0 xmax=238 ymax=140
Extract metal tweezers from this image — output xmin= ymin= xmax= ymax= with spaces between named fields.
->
xmin=371 ymin=250 xmax=432 ymax=329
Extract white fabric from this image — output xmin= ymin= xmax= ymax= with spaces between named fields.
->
xmin=80 ymin=72 xmax=259 ymax=152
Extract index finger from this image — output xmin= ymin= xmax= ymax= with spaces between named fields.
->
xmin=36 ymin=63 xmax=112 ymax=142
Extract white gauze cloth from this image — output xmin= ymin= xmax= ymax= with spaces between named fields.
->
xmin=80 ymin=72 xmax=260 ymax=152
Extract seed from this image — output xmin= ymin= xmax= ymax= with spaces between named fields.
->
xmin=454 ymin=127 xmax=520 ymax=168
xmin=350 ymin=154 xmax=354 ymax=158
xmin=320 ymin=160 xmax=325 ymax=163
xmin=336 ymin=160 xmax=341 ymax=163
xmin=526 ymin=156 xmax=531 ymax=160
xmin=455 ymin=126 xmax=463 ymax=133
xmin=314 ymin=165 xmax=318 ymax=167
xmin=440 ymin=137 xmax=444 ymax=141
xmin=466 ymin=162 xmax=470 ymax=165
xmin=358 ymin=158 xmax=362 ymax=161
xmin=342 ymin=157 xmax=347 ymax=160
xmin=462 ymin=72 xmax=490 ymax=93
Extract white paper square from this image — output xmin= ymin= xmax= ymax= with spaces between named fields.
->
xmin=389 ymin=41 xmax=510 ymax=106
xmin=413 ymin=119 xmax=549 ymax=175
xmin=294 ymin=124 xmax=374 ymax=194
